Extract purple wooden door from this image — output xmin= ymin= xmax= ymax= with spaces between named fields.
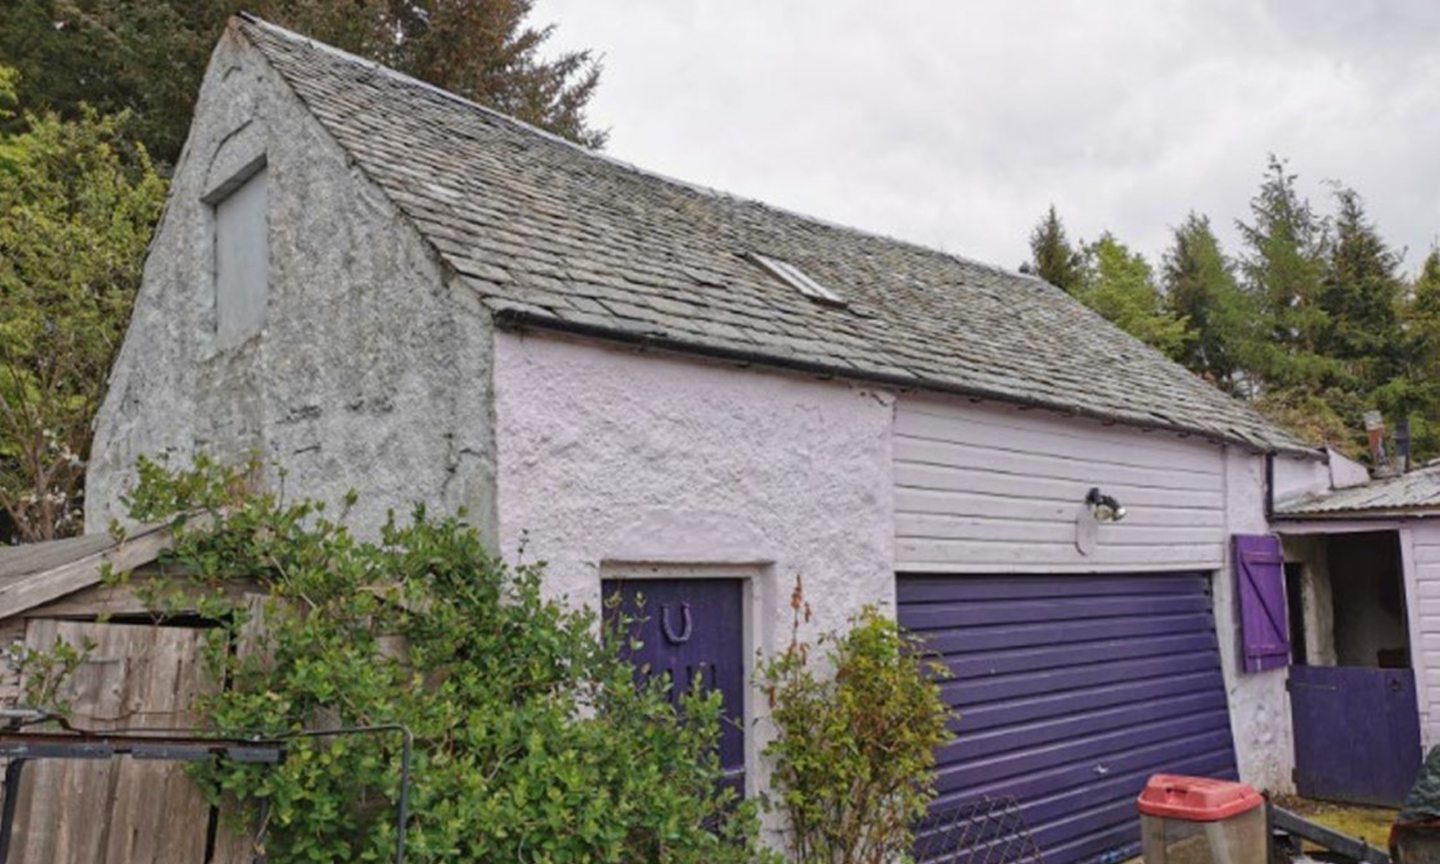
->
xmin=1290 ymin=665 xmax=1423 ymax=806
xmin=603 ymin=578 xmax=745 ymax=795
xmin=899 ymin=573 xmax=1237 ymax=864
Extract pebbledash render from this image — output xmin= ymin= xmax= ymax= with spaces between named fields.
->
xmin=88 ymin=14 xmax=1365 ymax=863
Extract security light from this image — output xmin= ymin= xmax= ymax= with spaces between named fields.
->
xmin=1085 ymin=487 xmax=1126 ymax=523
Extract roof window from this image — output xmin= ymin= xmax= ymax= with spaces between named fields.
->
xmin=751 ymin=253 xmax=847 ymax=307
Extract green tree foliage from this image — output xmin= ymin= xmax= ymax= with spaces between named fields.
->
xmin=1162 ymin=212 xmax=1259 ymax=395
xmin=108 ymin=456 xmax=768 ymax=864
xmin=759 ymin=580 xmax=952 ymax=864
xmin=1381 ymin=249 xmax=1440 ymax=459
xmin=1077 ymin=234 xmax=1192 ymax=360
xmin=0 ymin=0 xmax=605 ymax=166
xmin=1237 ymin=155 xmax=1334 ymax=390
xmin=0 ymin=69 xmax=166 ymax=542
xmin=1023 ymin=204 xmax=1086 ymax=295
xmin=1320 ymin=187 xmax=1404 ymax=391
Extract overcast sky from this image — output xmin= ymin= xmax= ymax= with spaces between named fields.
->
xmin=533 ymin=0 xmax=1440 ymax=277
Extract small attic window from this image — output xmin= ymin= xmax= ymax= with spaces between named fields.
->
xmin=751 ymin=253 xmax=847 ymax=307
xmin=208 ymin=160 xmax=269 ymax=348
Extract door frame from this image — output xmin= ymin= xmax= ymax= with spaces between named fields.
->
xmin=599 ymin=561 xmax=771 ymax=800
xmin=1276 ymin=521 xmax=1429 ymax=751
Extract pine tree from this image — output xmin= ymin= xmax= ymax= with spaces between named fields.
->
xmin=1077 ymin=234 xmax=1192 ymax=360
xmin=1162 ymin=212 xmax=1259 ymax=395
xmin=1320 ymin=187 xmax=1404 ymax=392
xmin=1381 ymin=249 xmax=1440 ymax=461
xmin=1236 ymin=155 xmax=1333 ymax=390
xmin=1025 ymin=205 xmax=1086 ymax=295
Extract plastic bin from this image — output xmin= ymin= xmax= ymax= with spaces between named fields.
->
xmin=1138 ymin=774 xmax=1266 ymax=864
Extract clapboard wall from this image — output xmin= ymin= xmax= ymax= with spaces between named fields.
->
xmin=1406 ymin=522 xmax=1440 ymax=748
xmin=893 ymin=395 xmax=1229 ymax=573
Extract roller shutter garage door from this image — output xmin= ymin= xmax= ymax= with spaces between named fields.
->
xmin=898 ymin=573 xmax=1238 ymax=864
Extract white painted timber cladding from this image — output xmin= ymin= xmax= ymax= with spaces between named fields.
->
xmin=894 ymin=396 xmax=1226 ymax=572
xmin=1408 ymin=523 xmax=1440 ymax=747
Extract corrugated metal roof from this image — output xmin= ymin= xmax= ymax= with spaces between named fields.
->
xmin=1274 ymin=464 xmax=1440 ymax=518
xmin=233 ymin=14 xmax=1314 ymax=457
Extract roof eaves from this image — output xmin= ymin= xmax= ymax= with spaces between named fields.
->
xmin=493 ymin=307 xmax=1320 ymax=458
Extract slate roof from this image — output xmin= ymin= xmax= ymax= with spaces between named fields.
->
xmin=235 ymin=15 xmax=1314 ymax=455
xmin=1275 ymin=464 xmax=1440 ymax=518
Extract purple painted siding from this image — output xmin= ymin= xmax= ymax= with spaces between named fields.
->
xmin=1233 ymin=535 xmax=1290 ymax=674
xmin=898 ymin=573 xmax=1237 ymax=864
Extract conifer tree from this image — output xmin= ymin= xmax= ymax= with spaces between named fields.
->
xmin=1162 ymin=212 xmax=1258 ymax=395
xmin=1077 ymin=234 xmax=1191 ymax=360
xmin=1320 ymin=187 xmax=1404 ymax=392
xmin=1236 ymin=155 xmax=1333 ymax=390
xmin=1025 ymin=205 xmax=1086 ymax=295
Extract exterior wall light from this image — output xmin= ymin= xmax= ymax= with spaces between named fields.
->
xmin=1085 ymin=487 xmax=1127 ymax=523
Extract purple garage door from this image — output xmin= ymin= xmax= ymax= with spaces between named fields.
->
xmin=898 ymin=573 xmax=1238 ymax=864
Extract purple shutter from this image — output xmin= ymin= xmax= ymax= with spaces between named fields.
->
xmin=1233 ymin=534 xmax=1290 ymax=673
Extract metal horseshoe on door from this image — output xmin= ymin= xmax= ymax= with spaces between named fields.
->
xmin=661 ymin=602 xmax=693 ymax=644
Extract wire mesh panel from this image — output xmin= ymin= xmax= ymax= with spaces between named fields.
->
xmin=913 ymin=796 xmax=1045 ymax=864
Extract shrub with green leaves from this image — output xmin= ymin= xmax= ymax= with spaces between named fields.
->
xmin=112 ymin=456 xmax=767 ymax=863
xmin=759 ymin=586 xmax=953 ymax=864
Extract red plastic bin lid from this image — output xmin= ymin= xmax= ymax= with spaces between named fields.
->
xmin=1137 ymin=774 xmax=1263 ymax=822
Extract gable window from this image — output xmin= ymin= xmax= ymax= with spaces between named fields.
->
xmin=209 ymin=162 xmax=269 ymax=347
xmin=1233 ymin=534 xmax=1290 ymax=673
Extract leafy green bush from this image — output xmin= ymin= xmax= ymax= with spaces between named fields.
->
xmin=759 ymin=583 xmax=953 ymax=864
xmin=115 ymin=456 xmax=767 ymax=863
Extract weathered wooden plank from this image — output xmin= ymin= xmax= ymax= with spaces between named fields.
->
xmin=209 ymin=593 xmax=271 ymax=864
xmin=0 ymin=527 xmax=171 ymax=621
xmin=27 ymin=574 xmax=264 ymax=620
xmin=9 ymin=619 xmax=216 ymax=864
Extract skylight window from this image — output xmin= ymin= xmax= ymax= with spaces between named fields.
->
xmin=751 ymin=253 xmax=847 ymax=307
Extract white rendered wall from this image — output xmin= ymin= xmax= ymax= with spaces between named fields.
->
xmin=1218 ymin=447 xmax=1294 ymax=792
xmin=491 ymin=330 xmax=896 ymax=810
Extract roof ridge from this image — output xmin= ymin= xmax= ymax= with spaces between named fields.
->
xmin=233 ymin=12 xmax=1041 ymax=287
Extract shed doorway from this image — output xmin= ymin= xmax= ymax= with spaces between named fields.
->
xmin=1283 ymin=530 xmax=1423 ymax=805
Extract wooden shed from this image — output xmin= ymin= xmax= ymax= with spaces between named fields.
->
xmin=0 ymin=527 xmax=258 ymax=863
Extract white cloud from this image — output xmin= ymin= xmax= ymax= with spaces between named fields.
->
xmin=534 ymin=0 xmax=1440 ymax=274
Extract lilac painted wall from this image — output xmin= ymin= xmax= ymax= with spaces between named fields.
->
xmin=894 ymin=396 xmax=1227 ymax=572
xmin=493 ymin=329 xmax=1327 ymax=800
xmin=1406 ymin=522 xmax=1440 ymax=748
xmin=491 ymin=330 xmax=896 ymax=817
